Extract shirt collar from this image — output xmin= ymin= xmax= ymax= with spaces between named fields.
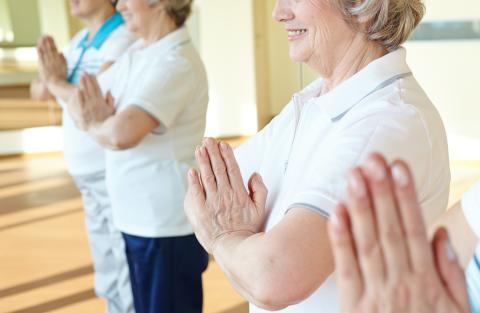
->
xmin=77 ymin=12 xmax=124 ymax=50
xmin=137 ymin=27 xmax=191 ymax=56
xmin=296 ymin=47 xmax=412 ymax=122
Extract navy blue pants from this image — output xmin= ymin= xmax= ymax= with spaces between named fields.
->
xmin=122 ymin=233 xmax=209 ymax=313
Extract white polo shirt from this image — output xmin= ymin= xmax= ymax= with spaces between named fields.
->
xmin=462 ymin=182 xmax=480 ymax=238
xmin=235 ymin=47 xmax=450 ymax=313
xmin=60 ymin=21 xmax=136 ymax=177
xmin=97 ymin=27 xmax=209 ymax=238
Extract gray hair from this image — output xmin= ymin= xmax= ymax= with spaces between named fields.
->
xmin=331 ymin=0 xmax=425 ymax=50
xmin=148 ymin=0 xmax=192 ymax=27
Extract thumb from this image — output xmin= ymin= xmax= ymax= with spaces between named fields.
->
xmin=248 ymin=173 xmax=267 ymax=209
xmin=432 ymin=228 xmax=470 ymax=313
xmin=106 ymin=91 xmax=115 ymax=109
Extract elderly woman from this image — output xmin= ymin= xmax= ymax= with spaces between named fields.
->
xmin=31 ymin=1 xmax=136 ymax=312
xmin=185 ymin=0 xmax=450 ymax=312
xmin=68 ymin=0 xmax=209 ymax=312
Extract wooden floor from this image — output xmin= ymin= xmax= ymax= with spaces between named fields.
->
xmin=0 ymin=153 xmax=479 ymax=313
xmin=0 ymin=154 xmax=247 ymax=313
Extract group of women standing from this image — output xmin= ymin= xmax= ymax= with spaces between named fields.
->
xmin=30 ymin=0 xmax=479 ymax=312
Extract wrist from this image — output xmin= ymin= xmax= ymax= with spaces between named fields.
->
xmin=211 ymin=230 xmax=256 ymax=256
xmin=46 ymin=76 xmax=67 ymax=89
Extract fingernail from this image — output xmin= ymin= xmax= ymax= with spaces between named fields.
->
xmin=189 ymin=169 xmax=196 ymax=178
xmin=255 ymin=172 xmax=263 ymax=183
xmin=444 ymin=233 xmax=458 ymax=262
xmin=392 ymin=164 xmax=410 ymax=188
xmin=220 ymin=141 xmax=228 ymax=151
xmin=348 ymin=170 xmax=366 ymax=198
xmin=366 ymin=158 xmax=386 ymax=182
xmin=205 ymin=137 xmax=214 ymax=146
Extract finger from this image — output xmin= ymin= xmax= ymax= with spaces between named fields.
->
xmin=43 ymin=37 xmax=55 ymax=60
xmin=432 ymin=228 xmax=470 ymax=313
xmin=204 ymin=138 xmax=230 ymax=189
xmin=83 ymin=75 xmax=96 ymax=98
xmin=328 ymin=203 xmax=363 ymax=305
xmin=345 ymin=168 xmax=385 ymax=285
xmin=106 ymin=91 xmax=115 ymax=109
xmin=248 ymin=173 xmax=267 ymax=210
xmin=83 ymin=75 xmax=97 ymax=101
xmin=219 ymin=141 xmax=247 ymax=192
xmin=45 ymin=36 xmax=58 ymax=54
xmin=91 ymin=76 xmax=103 ymax=99
xmin=185 ymin=169 xmax=207 ymax=226
xmin=195 ymin=145 xmax=217 ymax=194
xmin=391 ymin=160 xmax=434 ymax=272
xmin=79 ymin=74 xmax=89 ymax=92
xmin=363 ymin=154 xmax=410 ymax=278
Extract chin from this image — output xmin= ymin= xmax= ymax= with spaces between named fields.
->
xmin=289 ymin=50 xmax=309 ymax=64
xmin=125 ymin=22 xmax=137 ymax=33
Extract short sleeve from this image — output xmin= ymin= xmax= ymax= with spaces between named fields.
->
xmin=123 ymin=59 xmax=195 ymax=133
xmin=462 ymin=182 xmax=480 ymax=238
xmin=289 ymin=106 xmax=445 ymax=224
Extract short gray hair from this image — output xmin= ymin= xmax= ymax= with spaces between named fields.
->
xmin=331 ymin=0 xmax=425 ymax=50
xmin=148 ymin=0 xmax=192 ymax=27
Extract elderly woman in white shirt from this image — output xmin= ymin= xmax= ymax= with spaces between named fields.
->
xmin=68 ymin=0 xmax=209 ymax=312
xmin=184 ymin=0 xmax=450 ymax=312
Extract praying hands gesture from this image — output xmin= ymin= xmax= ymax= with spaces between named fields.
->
xmin=329 ymin=153 xmax=470 ymax=313
xmin=36 ymin=36 xmax=68 ymax=86
xmin=184 ymin=138 xmax=268 ymax=254
xmin=69 ymin=74 xmax=115 ymax=131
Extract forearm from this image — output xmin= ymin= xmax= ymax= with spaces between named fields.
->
xmin=213 ymin=232 xmax=292 ymax=310
xmin=213 ymin=228 xmax=331 ymax=310
xmin=47 ymin=79 xmax=75 ymax=103
xmin=87 ymin=116 xmax=131 ymax=151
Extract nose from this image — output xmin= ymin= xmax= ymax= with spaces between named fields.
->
xmin=272 ymin=0 xmax=294 ymax=23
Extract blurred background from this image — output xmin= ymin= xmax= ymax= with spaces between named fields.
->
xmin=0 ymin=0 xmax=479 ymax=312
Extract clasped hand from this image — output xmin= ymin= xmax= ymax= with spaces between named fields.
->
xmin=184 ymin=138 xmax=268 ymax=254
xmin=68 ymin=74 xmax=115 ymax=131
xmin=36 ymin=36 xmax=67 ymax=85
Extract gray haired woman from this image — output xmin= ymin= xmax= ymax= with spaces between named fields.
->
xmin=68 ymin=0 xmax=209 ymax=312
xmin=184 ymin=0 xmax=450 ymax=312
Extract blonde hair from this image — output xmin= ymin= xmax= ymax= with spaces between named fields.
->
xmin=331 ymin=0 xmax=425 ymax=50
xmin=148 ymin=0 xmax=192 ymax=27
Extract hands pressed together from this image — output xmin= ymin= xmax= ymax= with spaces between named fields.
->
xmin=68 ymin=74 xmax=115 ymax=131
xmin=36 ymin=35 xmax=114 ymax=131
xmin=184 ymin=138 xmax=268 ymax=254
xmin=329 ymin=153 xmax=470 ymax=313
xmin=37 ymin=36 xmax=67 ymax=86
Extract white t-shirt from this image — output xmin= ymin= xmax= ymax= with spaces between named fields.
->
xmin=235 ymin=47 xmax=451 ymax=313
xmin=462 ymin=182 xmax=480 ymax=238
xmin=97 ymin=27 xmax=209 ymax=238
xmin=60 ymin=23 xmax=136 ymax=177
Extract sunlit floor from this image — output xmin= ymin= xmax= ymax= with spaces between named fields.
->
xmin=0 ymin=154 xmax=247 ymax=313
xmin=0 ymin=153 xmax=479 ymax=313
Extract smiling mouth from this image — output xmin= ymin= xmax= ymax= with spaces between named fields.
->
xmin=287 ymin=29 xmax=307 ymax=37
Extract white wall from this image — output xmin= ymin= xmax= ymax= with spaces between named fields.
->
xmin=405 ymin=0 xmax=480 ymax=160
xmin=0 ymin=0 xmax=13 ymax=43
xmin=198 ymin=0 xmax=258 ymax=137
